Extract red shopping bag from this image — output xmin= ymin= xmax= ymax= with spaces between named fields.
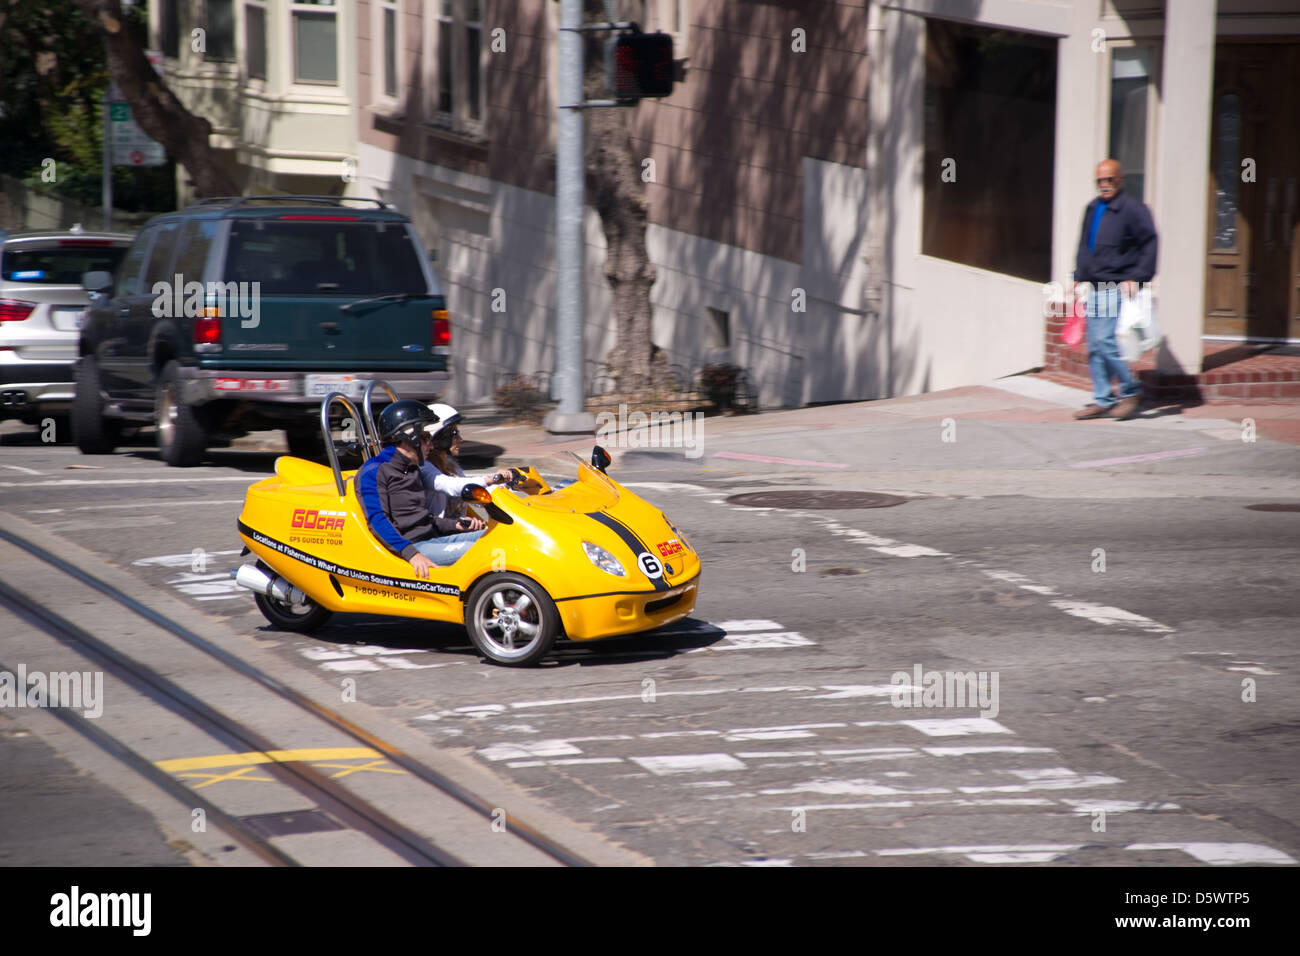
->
xmin=1063 ymin=295 xmax=1086 ymax=348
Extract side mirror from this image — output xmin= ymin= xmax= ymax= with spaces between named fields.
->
xmin=461 ymin=483 xmax=491 ymax=504
xmin=591 ymin=445 xmax=611 ymax=473
xmin=82 ymin=271 xmax=113 ymax=294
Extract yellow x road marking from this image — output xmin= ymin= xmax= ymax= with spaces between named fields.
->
xmin=156 ymin=748 xmax=407 ymax=787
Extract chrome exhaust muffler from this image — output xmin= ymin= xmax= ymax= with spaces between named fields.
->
xmin=232 ymin=564 xmax=306 ymax=605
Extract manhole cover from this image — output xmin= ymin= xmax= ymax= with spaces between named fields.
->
xmin=240 ymin=810 xmax=345 ymax=839
xmin=1245 ymin=504 xmax=1300 ymax=512
xmin=726 ymin=490 xmax=908 ymax=510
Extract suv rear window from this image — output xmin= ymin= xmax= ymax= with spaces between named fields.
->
xmin=2 ymin=243 xmax=127 ymax=284
xmin=224 ymin=220 xmax=425 ymax=295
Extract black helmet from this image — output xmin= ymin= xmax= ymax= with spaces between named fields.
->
xmin=377 ymin=400 xmax=439 ymax=450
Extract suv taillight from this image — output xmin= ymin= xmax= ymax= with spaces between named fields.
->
xmin=0 ymin=299 xmax=36 ymax=323
xmin=194 ymin=316 xmax=221 ymax=345
xmin=433 ymin=309 xmax=451 ymax=346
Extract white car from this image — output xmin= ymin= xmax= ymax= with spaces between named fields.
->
xmin=0 ymin=227 xmax=133 ymax=427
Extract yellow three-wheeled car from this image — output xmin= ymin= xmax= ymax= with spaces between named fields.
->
xmin=233 ymin=388 xmax=700 ymax=665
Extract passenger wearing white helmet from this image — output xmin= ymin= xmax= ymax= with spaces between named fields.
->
xmin=415 ymin=403 xmax=512 ymax=564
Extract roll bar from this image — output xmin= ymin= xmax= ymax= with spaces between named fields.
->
xmin=361 ymin=379 xmax=398 ymax=459
xmin=320 ymin=392 xmax=366 ymax=498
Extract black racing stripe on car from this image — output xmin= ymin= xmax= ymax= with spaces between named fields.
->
xmin=553 ymin=573 xmax=699 ymax=603
xmin=236 ymin=519 xmax=463 ymax=598
xmin=585 ymin=511 xmax=669 ymax=591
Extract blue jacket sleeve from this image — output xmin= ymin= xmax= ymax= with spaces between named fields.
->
xmin=357 ymin=452 xmax=417 ymax=559
xmin=1130 ymin=202 xmax=1158 ymax=283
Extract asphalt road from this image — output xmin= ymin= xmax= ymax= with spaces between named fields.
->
xmin=1 ymin=418 xmax=1297 ymax=868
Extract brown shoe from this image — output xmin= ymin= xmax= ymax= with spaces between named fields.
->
xmin=1073 ymin=404 xmax=1109 ymax=420
xmin=1109 ymin=396 xmax=1140 ymax=420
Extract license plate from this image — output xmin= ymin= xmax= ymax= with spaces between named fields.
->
xmin=304 ymin=374 xmax=364 ymax=398
xmin=50 ymin=307 xmax=85 ymax=332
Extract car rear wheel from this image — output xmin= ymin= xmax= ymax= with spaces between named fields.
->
xmin=71 ymin=356 xmax=121 ymax=454
xmin=155 ymin=360 xmax=207 ymax=467
xmin=253 ymin=589 xmax=333 ymax=632
xmin=464 ymin=573 xmax=560 ymax=667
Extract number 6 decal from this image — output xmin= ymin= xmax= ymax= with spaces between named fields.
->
xmin=637 ymin=552 xmax=663 ymax=578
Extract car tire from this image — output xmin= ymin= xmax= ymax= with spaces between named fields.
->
xmin=71 ymin=356 xmax=121 ymax=454
xmin=464 ymin=572 xmax=560 ymax=667
xmin=155 ymin=360 xmax=207 ymax=467
xmin=253 ymin=589 xmax=333 ymax=633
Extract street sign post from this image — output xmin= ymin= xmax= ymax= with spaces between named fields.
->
xmin=101 ymin=50 xmax=167 ymax=229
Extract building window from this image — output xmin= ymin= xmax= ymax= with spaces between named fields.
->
xmin=245 ymin=2 xmax=267 ymax=80
xmin=160 ymin=0 xmax=181 ymax=58
xmin=382 ymin=0 xmax=399 ymax=98
xmin=921 ymin=18 xmax=1057 ymax=282
xmin=1109 ymin=48 xmax=1151 ymax=204
xmin=293 ymin=0 xmax=338 ymax=85
xmin=1213 ymin=94 xmax=1241 ymax=250
xmin=433 ymin=0 xmax=485 ymax=127
xmin=206 ymin=0 xmax=236 ymax=60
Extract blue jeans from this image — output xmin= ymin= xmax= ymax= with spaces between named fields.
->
xmin=1086 ymin=285 xmax=1141 ymax=409
xmin=414 ymin=530 xmax=485 ymax=565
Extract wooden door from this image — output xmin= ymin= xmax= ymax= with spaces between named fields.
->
xmin=1206 ymin=43 xmax=1300 ymax=340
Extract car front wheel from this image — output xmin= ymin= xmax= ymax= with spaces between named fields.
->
xmin=464 ymin=573 xmax=560 ymax=667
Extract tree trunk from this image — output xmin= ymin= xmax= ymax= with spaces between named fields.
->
xmin=583 ymin=1 xmax=656 ymax=396
xmin=74 ymin=0 xmax=239 ymax=197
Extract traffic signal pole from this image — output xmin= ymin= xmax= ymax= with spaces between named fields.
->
xmin=544 ymin=0 xmax=598 ymax=436
xmin=545 ymin=3 xmax=673 ymax=435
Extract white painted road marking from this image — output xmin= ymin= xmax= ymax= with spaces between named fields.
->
xmin=1126 ymin=842 xmax=1297 ymax=865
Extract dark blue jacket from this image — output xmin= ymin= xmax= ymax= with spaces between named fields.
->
xmin=1074 ymin=190 xmax=1158 ymax=283
xmin=356 ymin=445 xmax=459 ymax=560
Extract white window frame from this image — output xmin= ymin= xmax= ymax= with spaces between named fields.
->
xmin=428 ymin=0 xmax=486 ymax=134
xmin=1101 ymin=39 xmax=1161 ymax=212
xmin=372 ymin=0 xmax=402 ymax=109
xmin=243 ymin=0 xmax=268 ymax=85
xmin=290 ymin=0 xmax=340 ymax=88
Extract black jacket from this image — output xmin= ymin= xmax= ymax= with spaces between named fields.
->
xmin=1074 ymin=190 xmax=1158 ymax=284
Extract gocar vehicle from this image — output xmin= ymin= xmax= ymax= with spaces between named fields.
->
xmin=233 ymin=389 xmax=700 ymax=666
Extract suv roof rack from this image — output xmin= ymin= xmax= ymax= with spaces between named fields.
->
xmin=185 ymin=195 xmax=392 ymax=210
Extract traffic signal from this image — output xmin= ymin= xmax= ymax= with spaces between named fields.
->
xmin=607 ymin=31 xmax=675 ymax=103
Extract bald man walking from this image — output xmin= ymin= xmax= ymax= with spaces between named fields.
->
xmin=1069 ymin=159 xmax=1158 ymax=420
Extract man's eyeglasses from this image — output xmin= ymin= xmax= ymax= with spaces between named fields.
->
xmin=1096 ymin=176 xmax=1118 ymax=185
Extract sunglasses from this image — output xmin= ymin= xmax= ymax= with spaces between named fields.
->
xmin=1096 ymin=176 xmax=1118 ymax=185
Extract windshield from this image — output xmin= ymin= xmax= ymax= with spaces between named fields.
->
xmin=224 ymin=220 xmax=426 ymax=295
xmin=564 ymin=451 xmax=619 ymax=500
xmin=2 ymin=243 xmax=127 ymax=284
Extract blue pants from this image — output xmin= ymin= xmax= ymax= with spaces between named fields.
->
xmin=1086 ymin=286 xmax=1141 ymax=410
xmin=414 ymin=530 xmax=485 ymax=565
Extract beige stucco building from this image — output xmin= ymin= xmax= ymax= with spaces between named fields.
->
xmin=154 ymin=1 xmax=1300 ymax=406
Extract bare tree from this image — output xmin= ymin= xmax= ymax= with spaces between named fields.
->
xmin=583 ymin=0 xmax=657 ymax=396
xmin=74 ymin=0 xmax=238 ymax=197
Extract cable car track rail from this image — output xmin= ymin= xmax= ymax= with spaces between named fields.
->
xmin=0 ymin=524 xmax=591 ymax=868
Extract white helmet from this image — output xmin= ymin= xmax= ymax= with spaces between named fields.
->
xmin=423 ymin=403 xmax=462 ymax=447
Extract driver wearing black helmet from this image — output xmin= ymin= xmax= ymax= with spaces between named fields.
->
xmin=354 ymin=400 xmax=480 ymax=579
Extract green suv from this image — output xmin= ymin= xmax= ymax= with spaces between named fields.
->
xmin=74 ymin=196 xmax=451 ymax=466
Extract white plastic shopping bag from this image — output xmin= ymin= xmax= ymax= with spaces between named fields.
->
xmin=1117 ymin=286 xmax=1161 ymax=361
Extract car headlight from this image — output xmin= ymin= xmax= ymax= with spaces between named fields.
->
xmin=582 ymin=541 xmax=626 ymax=577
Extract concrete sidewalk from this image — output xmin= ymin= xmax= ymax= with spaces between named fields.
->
xmin=462 ymin=373 xmax=1300 ymax=502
